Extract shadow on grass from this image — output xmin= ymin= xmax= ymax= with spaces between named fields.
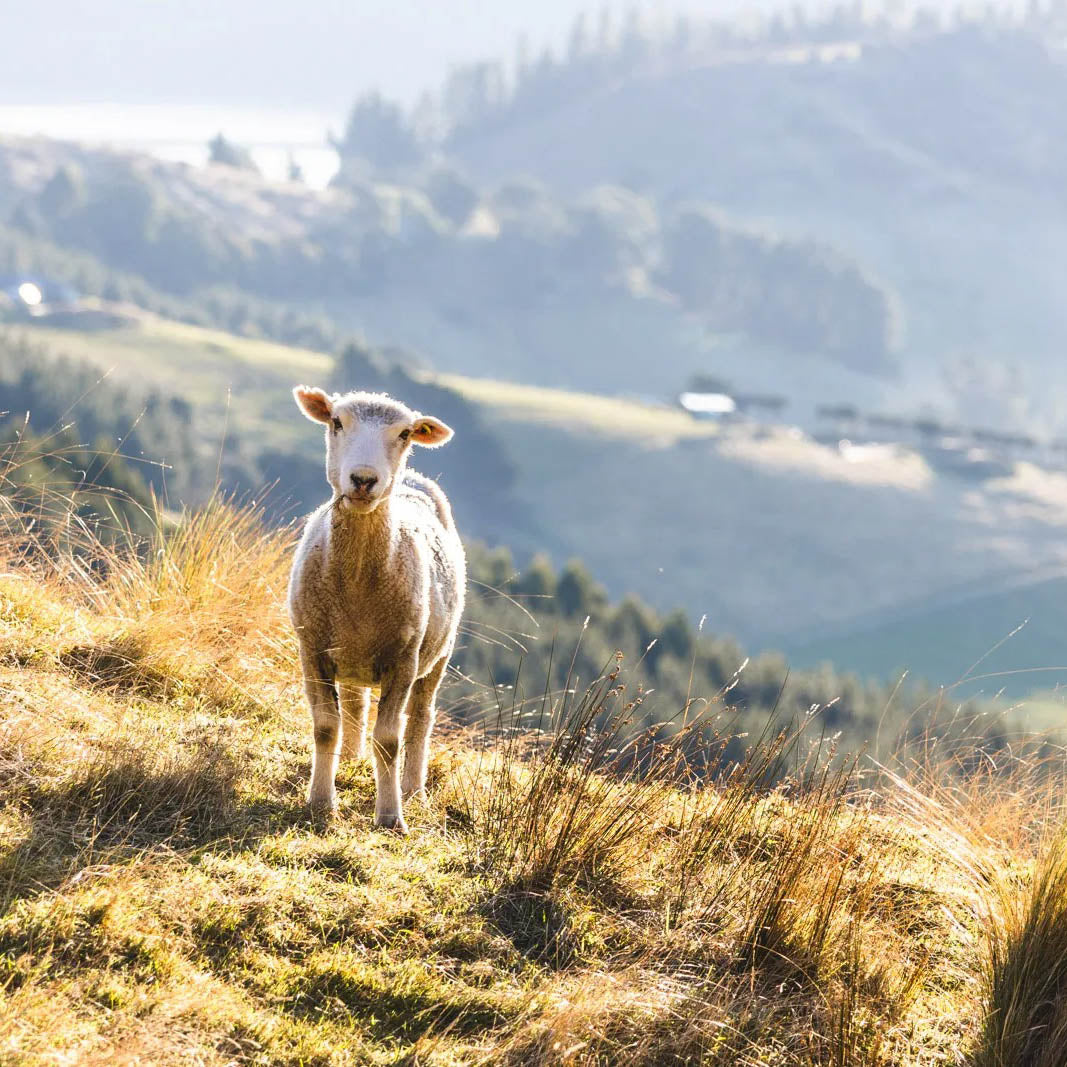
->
xmin=481 ymin=876 xmax=591 ymax=970
xmin=286 ymin=952 xmax=509 ymax=1042
xmin=59 ymin=636 xmax=177 ymax=703
xmin=0 ymin=737 xmax=314 ymax=911
xmin=58 ymin=636 xmax=271 ymax=719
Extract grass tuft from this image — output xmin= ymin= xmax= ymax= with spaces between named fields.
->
xmin=976 ymin=827 xmax=1067 ymax=1067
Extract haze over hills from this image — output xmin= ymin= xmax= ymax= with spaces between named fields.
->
xmin=0 ymin=0 xmax=921 ymax=109
xmin=421 ymin=12 xmax=1067 ymax=431
xmin=0 ymin=133 xmax=901 ymax=413
xmin=9 ymin=5 xmax=1067 ymax=426
xmin=444 ymin=24 xmax=1067 ymax=406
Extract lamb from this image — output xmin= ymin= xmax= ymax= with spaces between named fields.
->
xmin=287 ymin=385 xmax=466 ymax=832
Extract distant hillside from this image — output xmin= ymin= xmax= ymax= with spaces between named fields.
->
xmin=0 ymin=134 xmax=899 ymax=410
xmin=781 ymin=569 xmax=1067 ymax=700
xmin=405 ymin=15 xmax=1067 ymax=434
xmin=9 ymin=312 xmax=1067 ymax=686
xmin=442 ymin=25 xmax=1067 ymax=202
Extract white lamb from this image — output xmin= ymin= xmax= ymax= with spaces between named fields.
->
xmin=287 ymin=385 xmax=466 ymax=832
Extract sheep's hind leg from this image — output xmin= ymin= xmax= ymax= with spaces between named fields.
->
xmin=372 ymin=662 xmax=417 ymax=832
xmin=301 ymin=649 xmax=341 ymax=815
xmin=402 ymin=656 xmax=448 ymax=802
xmin=338 ymin=682 xmax=371 ymax=761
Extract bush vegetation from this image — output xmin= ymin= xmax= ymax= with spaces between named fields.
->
xmin=458 ymin=539 xmax=997 ymax=762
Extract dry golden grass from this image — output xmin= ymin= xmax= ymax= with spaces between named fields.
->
xmin=0 ymin=493 xmax=1063 ymax=1065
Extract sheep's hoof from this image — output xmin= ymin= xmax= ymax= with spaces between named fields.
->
xmin=374 ymin=814 xmax=408 ymax=835
xmin=307 ymin=792 xmax=337 ymax=819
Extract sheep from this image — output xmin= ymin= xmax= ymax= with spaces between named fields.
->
xmin=287 ymin=385 xmax=466 ymax=832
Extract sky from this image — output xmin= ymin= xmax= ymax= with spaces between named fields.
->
xmin=0 ymin=0 xmax=978 ymax=115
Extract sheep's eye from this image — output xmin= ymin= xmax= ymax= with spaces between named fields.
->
xmin=331 ymin=417 xmax=343 ymax=433
xmin=399 ymin=428 xmax=411 ymax=442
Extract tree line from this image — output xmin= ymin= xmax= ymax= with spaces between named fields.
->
xmin=336 ymin=2 xmax=1067 ymax=164
xmin=458 ymin=541 xmax=990 ymax=765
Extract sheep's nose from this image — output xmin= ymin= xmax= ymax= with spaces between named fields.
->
xmin=349 ymin=471 xmax=378 ymax=492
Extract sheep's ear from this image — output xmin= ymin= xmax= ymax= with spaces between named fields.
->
xmin=293 ymin=385 xmax=334 ymax=424
xmin=411 ymin=416 xmax=453 ymax=448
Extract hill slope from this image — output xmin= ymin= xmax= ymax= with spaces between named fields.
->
xmin=782 ymin=569 xmax=1067 ymax=699
xmin=1 ymin=494 xmax=1061 ymax=1065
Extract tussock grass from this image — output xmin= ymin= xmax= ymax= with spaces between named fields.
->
xmin=976 ymin=827 xmax=1067 ymax=1067
xmin=0 ymin=493 xmax=1063 ymax=1065
xmin=457 ymin=657 xmax=682 ymax=898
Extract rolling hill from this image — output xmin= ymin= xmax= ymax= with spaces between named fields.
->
xmin=0 ymin=133 xmax=903 ymax=419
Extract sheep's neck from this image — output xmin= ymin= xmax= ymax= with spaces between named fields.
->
xmin=331 ymin=497 xmax=396 ymax=584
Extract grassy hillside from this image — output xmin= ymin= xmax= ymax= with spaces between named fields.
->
xmin=4 ymin=495 xmax=1067 ymax=1064
xmin=0 ymin=313 xmax=332 ymax=451
xmin=8 ymin=312 xmax=1067 ymax=690
xmin=6 ymin=488 xmax=1067 ymax=1058
xmin=0 ymin=313 xmax=712 ymax=448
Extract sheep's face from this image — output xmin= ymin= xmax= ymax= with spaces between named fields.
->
xmin=293 ymin=386 xmax=453 ymax=514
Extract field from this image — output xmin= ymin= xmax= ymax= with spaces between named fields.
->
xmin=1 ymin=313 xmax=713 ymax=450
xmin=3 ymin=496 xmax=1067 ymax=1064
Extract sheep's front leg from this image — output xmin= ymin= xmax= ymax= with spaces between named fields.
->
xmin=402 ymin=655 xmax=448 ymax=802
xmin=338 ymin=683 xmax=371 ymax=761
xmin=301 ymin=648 xmax=341 ymax=814
xmin=373 ymin=660 xmax=417 ymax=832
